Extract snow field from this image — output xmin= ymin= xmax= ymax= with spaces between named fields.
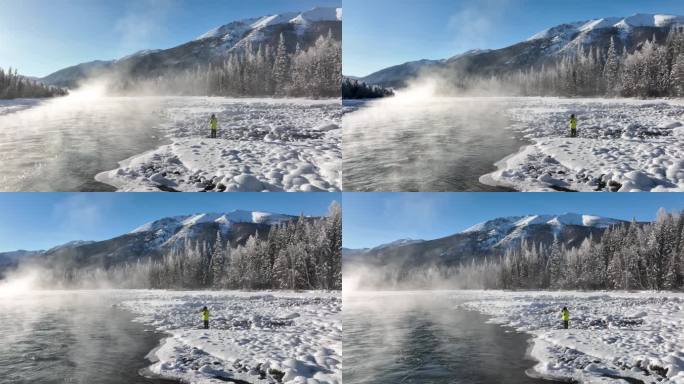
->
xmin=455 ymin=290 xmax=684 ymax=383
xmin=481 ymin=98 xmax=684 ymax=191
xmin=96 ymin=98 xmax=341 ymax=192
xmin=119 ymin=290 xmax=341 ymax=384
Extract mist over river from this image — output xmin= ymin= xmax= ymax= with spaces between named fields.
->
xmin=344 ymin=292 xmax=560 ymax=384
xmin=0 ymin=291 xmax=177 ymax=384
xmin=343 ymin=97 xmax=527 ymax=192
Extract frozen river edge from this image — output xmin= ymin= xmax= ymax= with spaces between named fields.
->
xmin=119 ymin=290 xmax=342 ymax=384
xmin=95 ymin=97 xmax=342 ymax=192
xmin=456 ymin=290 xmax=684 ymax=384
xmin=479 ymin=97 xmax=684 ymax=192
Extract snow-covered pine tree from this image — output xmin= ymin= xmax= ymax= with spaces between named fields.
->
xmin=209 ymin=231 xmax=226 ymax=289
xmin=548 ymin=236 xmax=564 ymax=289
xmin=273 ymin=33 xmax=290 ymax=96
xmin=671 ymin=53 xmax=684 ymax=96
xmin=603 ymin=37 xmax=620 ymax=95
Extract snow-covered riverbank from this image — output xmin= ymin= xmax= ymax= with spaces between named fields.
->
xmin=481 ymin=98 xmax=684 ymax=192
xmin=119 ymin=290 xmax=342 ymax=384
xmin=96 ymin=97 xmax=341 ymax=192
xmin=0 ymin=98 xmax=45 ymax=116
xmin=455 ymin=290 xmax=684 ymax=383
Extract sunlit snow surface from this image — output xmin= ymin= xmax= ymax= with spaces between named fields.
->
xmin=119 ymin=290 xmax=342 ymax=384
xmin=480 ymin=97 xmax=684 ymax=192
xmin=456 ymin=290 xmax=684 ymax=383
xmin=96 ymin=98 xmax=341 ymax=192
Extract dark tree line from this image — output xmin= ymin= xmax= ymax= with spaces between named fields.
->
xmin=342 ymin=78 xmax=394 ymax=99
xmin=114 ymin=32 xmax=341 ymax=99
xmin=452 ymin=209 xmax=684 ymax=291
xmin=452 ymin=27 xmax=684 ymax=98
xmin=0 ymin=67 xmax=67 ymax=99
xmin=70 ymin=203 xmax=342 ymax=290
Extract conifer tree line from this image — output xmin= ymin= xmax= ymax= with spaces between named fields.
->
xmin=119 ymin=32 xmax=341 ymax=98
xmin=451 ymin=27 xmax=684 ymax=98
xmin=66 ymin=203 xmax=342 ymax=290
xmin=342 ymin=78 xmax=395 ymax=99
xmin=0 ymin=67 xmax=67 ymax=99
xmin=450 ymin=208 xmax=684 ymax=291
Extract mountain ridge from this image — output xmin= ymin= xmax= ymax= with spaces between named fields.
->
xmin=41 ymin=7 xmax=342 ymax=88
xmin=357 ymin=13 xmax=684 ymax=88
xmin=345 ymin=213 xmax=633 ymax=268
xmin=0 ymin=210 xmax=302 ymax=274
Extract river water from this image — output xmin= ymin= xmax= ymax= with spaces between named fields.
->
xmin=344 ymin=292 xmax=560 ymax=384
xmin=0 ymin=96 xmax=167 ymax=191
xmin=343 ymin=98 xmax=527 ymax=191
xmin=0 ymin=291 xmax=176 ymax=384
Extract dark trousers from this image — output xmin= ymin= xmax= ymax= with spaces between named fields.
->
xmin=211 ymin=130 xmax=217 ymax=138
xmin=204 ymin=320 xmax=209 ymax=329
xmin=570 ymin=129 xmax=577 ymax=137
xmin=563 ymin=320 xmax=569 ymax=329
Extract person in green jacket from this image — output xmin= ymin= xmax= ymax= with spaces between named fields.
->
xmin=201 ymin=306 xmax=210 ymax=329
xmin=569 ymin=114 xmax=577 ymax=137
xmin=561 ymin=306 xmax=570 ymax=329
xmin=210 ymin=114 xmax=218 ymax=138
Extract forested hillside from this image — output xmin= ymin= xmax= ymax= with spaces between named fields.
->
xmin=437 ymin=209 xmax=684 ymax=291
xmin=115 ymin=32 xmax=341 ymax=98
xmin=0 ymin=68 xmax=67 ymax=99
xmin=494 ymin=30 xmax=684 ymax=97
xmin=21 ymin=203 xmax=342 ymax=291
xmin=342 ymin=78 xmax=394 ymax=99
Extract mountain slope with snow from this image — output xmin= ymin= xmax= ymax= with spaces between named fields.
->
xmin=346 ymin=213 xmax=629 ymax=267
xmin=41 ymin=7 xmax=342 ymax=88
xmin=359 ymin=13 xmax=684 ymax=87
xmin=131 ymin=210 xmax=294 ymax=234
xmin=0 ymin=210 xmax=301 ymax=275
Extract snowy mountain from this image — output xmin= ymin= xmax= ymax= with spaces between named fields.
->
xmin=358 ymin=59 xmax=445 ymax=88
xmin=40 ymin=60 xmax=115 ymax=88
xmin=345 ymin=213 xmax=629 ymax=268
xmin=1 ymin=210 xmax=300 ymax=274
xmin=41 ymin=7 xmax=342 ymax=88
xmin=359 ymin=13 xmax=684 ymax=87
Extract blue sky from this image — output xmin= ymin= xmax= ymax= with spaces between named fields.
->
xmin=0 ymin=0 xmax=340 ymax=78
xmin=342 ymin=193 xmax=684 ymax=249
xmin=344 ymin=0 xmax=684 ymax=76
xmin=0 ymin=193 xmax=340 ymax=253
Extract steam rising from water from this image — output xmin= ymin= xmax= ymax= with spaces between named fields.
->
xmin=343 ymin=263 xmax=492 ymax=294
xmin=342 ymin=82 xmax=522 ymax=191
xmin=0 ymin=265 xmax=123 ymax=296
